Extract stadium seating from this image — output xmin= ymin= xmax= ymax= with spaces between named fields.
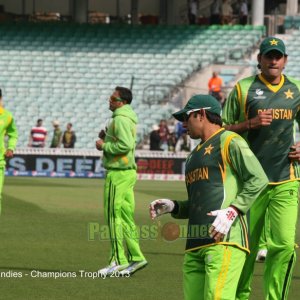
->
xmin=282 ymin=30 xmax=300 ymax=80
xmin=284 ymin=15 xmax=300 ymax=31
xmin=0 ymin=23 xmax=264 ymax=148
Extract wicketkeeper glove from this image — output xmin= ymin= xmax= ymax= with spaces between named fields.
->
xmin=149 ymin=199 xmax=175 ymax=219
xmin=208 ymin=206 xmax=238 ymax=236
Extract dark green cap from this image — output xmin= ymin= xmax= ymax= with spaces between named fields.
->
xmin=259 ymin=37 xmax=287 ymax=56
xmin=172 ymin=94 xmax=221 ymax=122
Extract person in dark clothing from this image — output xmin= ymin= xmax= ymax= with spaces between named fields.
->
xmin=62 ymin=123 xmax=76 ymax=148
xmin=150 ymin=125 xmax=162 ymax=151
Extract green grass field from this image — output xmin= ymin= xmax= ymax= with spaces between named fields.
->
xmin=0 ymin=177 xmax=299 ymax=300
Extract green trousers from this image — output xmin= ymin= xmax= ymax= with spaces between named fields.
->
xmin=258 ymin=210 xmax=270 ymax=251
xmin=236 ymin=181 xmax=299 ymax=300
xmin=104 ymin=169 xmax=145 ymax=265
xmin=183 ymin=245 xmax=246 ymax=300
xmin=0 ymin=167 xmax=4 ymax=215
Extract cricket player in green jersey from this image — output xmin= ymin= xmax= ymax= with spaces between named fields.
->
xmin=0 ymin=89 xmax=18 ymax=214
xmin=150 ymin=95 xmax=268 ymax=300
xmin=96 ymin=86 xmax=147 ymax=276
xmin=222 ymin=36 xmax=300 ymax=300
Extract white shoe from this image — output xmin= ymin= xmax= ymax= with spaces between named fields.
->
xmin=99 ymin=262 xmax=116 ymax=276
xmin=99 ymin=262 xmax=129 ymax=276
xmin=256 ymin=249 xmax=267 ymax=262
xmin=119 ymin=260 xmax=148 ymax=276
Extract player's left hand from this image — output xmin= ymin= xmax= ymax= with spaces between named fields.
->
xmin=207 ymin=206 xmax=238 ymax=242
xmin=95 ymin=139 xmax=104 ymax=151
xmin=288 ymin=142 xmax=300 ymax=162
xmin=5 ymin=149 xmax=13 ymax=158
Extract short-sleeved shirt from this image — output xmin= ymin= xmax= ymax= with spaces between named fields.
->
xmin=31 ymin=126 xmax=47 ymax=147
xmin=222 ymin=74 xmax=300 ymax=184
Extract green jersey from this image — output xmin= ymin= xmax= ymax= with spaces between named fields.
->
xmin=102 ymin=104 xmax=138 ymax=170
xmin=50 ymin=128 xmax=62 ymax=148
xmin=223 ymin=74 xmax=300 ymax=184
xmin=172 ymin=128 xmax=268 ymax=253
xmin=0 ymin=107 xmax=18 ymax=167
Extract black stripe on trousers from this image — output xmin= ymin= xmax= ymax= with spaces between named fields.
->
xmin=107 ymin=180 xmax=114 ymax=264
xmin=281 ymin=252 xmax=295 ymax=300
xmin=108 ymin=180 xmax=120 ymax=265
xmin=111 ymin=182 xmax=121 ymax=265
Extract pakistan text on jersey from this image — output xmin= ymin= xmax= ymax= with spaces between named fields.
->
xmin=257 ymin=109 xmax=293 ymax=120
xmin=186 ymin=167 xmax=209 ymax=185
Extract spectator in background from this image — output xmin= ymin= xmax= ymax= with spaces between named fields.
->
xmin=188 ymin=0 xmax=198 ymax=25
xmin=208 ymin=71 xmax=223 ymax=103
xmin=149 ymin=124 xmax=162 ymax=151
xmin=28 ymin=119 xmax=47 ymax=148
xmin=50 ymin=120 xmax=62 ymax=148
xmin=174 ymin=121 xmax=185 ymax=141
xmin=168 ymin=132 xmax=177 ymax=152
xmin=221 ymin=0 xmax=233 ymax=25
xmin=158 ymin=119 xmax=170 ymax=151
xmin=239 ymin=0 xmax=248 ymax=25
xmin=0 ymin=89 xmax=18 ymax=214
xmin=210 ymin=0 xmax=221 ymax=24
xmin=62 ymin=123 xmax=76 ymax=148
xmin=175 ymin=130 xmax=192 ymax=152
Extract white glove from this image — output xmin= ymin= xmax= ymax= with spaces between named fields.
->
xmin=208 ymin=206 xmax=238 ymax=237
xmin=149 ymin=199 xmax=175 ymax=219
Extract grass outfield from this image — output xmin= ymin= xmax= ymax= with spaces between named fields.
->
xmin=0 ymin=177 xmax=299 ymax=300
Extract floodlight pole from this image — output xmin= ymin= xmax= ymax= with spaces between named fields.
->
xmin=286 ymin=0 xmax=298 ymax=16
xmin=131 ymin=0 xmax=139 ymax=25
xmin=116 ymin=0 xmax=120 ymax=21
xmin=252 ymin=0 xmax=264 ymax=26
xmin=21 ymin=0 xmax=25 ymax=15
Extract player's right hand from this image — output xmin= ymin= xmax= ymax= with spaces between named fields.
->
xmin=288 ymin=142 xmax=300 ymax=162
xmin=149 ymin=199 xmax=174 ymax=219
xmin=250 ymin=109 xmax=273 ymax=129
xmin=95 ymin=139 xmax=104 ymax=151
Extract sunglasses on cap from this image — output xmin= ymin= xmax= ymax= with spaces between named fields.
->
xmin=183 ymin=107 xmax=212 ymax=121
xmin=110 ymin=95 xmax=124 ymax=102
xmin=186 ymin=107 xmax=211 ymax=115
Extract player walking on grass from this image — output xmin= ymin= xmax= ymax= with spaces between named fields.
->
xmin=0 ymin=89 xmax=18 ymax=214
xmin=96 ymin=86 xmax=147 ymax=276
xmin=150 ymin=94 xmax=268 ymax=300
xmin=222 ymin=36 xmax=300 ymax=300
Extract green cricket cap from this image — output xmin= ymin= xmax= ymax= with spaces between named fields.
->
xmin=259 ymin=37 xmax=287 ymax=56
xmin=172 ymin=94 xmax=221 ymax=122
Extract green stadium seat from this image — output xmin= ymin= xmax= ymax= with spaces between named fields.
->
xmin=0 ymin=23 xmax=263 ymax=148
xmin=284 ymin=16 xmax=294 ymax=30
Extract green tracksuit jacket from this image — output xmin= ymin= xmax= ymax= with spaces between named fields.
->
xmin=0 ymin=107 xmax=18 ymax=167
xmin=102 ymin=104 xmax=137 ymax=170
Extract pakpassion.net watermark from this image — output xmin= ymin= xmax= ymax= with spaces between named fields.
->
xmin=88 ymin=222 xmax=212 ymax=242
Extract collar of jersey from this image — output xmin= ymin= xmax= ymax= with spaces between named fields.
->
xmin=258 ymin=73 xmax=284 ymax=93
xmin=196 ymin=128 xmax=225 ymax=152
